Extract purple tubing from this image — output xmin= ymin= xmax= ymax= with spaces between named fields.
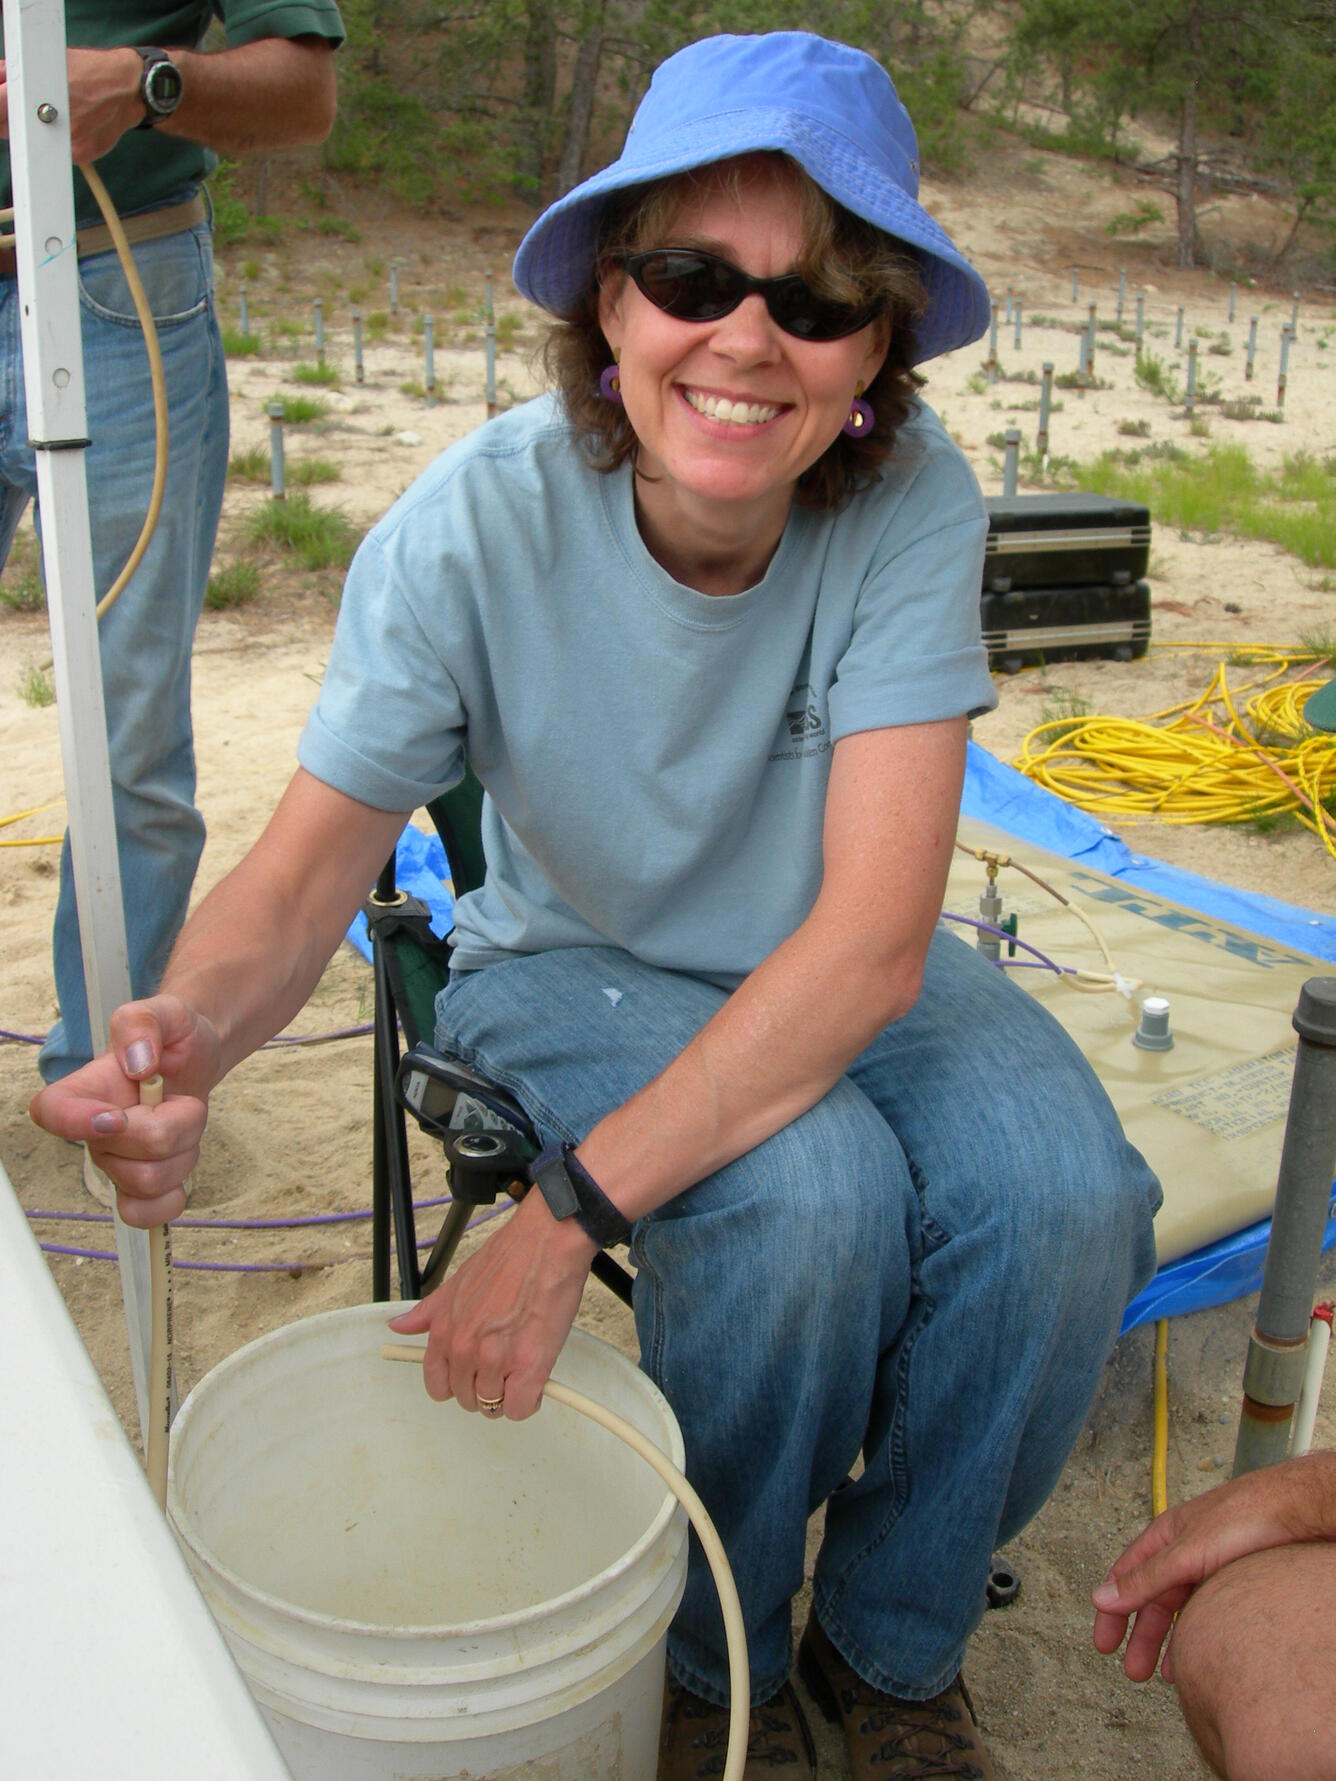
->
xmin=39 ymin=1203 xmax=508 ymax=1272
xmin=26 ymin=1196 xmax=452 ymax=1230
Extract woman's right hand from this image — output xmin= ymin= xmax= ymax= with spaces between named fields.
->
xmin=28 ymin=995 xmax=221 ymax=1227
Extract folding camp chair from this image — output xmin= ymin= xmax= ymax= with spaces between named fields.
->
xmin=365 ymin=765 xmax=634 ymax=1310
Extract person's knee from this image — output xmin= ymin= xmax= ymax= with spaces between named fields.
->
xmin=1170 ymin=1548 xmax=1336 ymax=1781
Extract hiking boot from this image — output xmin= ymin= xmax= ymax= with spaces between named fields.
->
xmin=797 ymin=1612 xmax=996 ymax=1780
xmin=659 ymin=1673 xmax=816 ymax=1778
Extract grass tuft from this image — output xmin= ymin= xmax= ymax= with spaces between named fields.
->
xmin=221 ymin=327 xmax=261 ymax=357
xmin=292 ymin=362 xmax=342 ymax=388
xmin=20 ymin=663 xmax=55 ymax=707
xmin=245 ymin=493 xmax=358 ymax=570
xmin=205 ymin=560 xmax=261 ymax=609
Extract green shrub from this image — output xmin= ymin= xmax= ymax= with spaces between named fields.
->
xmin=221 ymin=327 xmax=261 ymax=357
xmin=292 ymin=362 xmax=342 ymax=388
xmin=205 ymin=560 xmax=260 ymax=609
xmin=228 ymin=447 xmax=269 ymax=483
xmin=245 ymin=493 xmax=358 ymax=570
xmin=269 ymin=395 xmax=330 ymax=425
xmin=19 ymin=663 xmax=55 ymax=707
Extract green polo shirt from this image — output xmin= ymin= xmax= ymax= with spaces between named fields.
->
xmin=1 ymin=1 xmax=344 ymax=228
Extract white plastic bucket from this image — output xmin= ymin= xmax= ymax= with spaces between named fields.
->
xmin=168 ymin=1304 xmax=687 ymax=1780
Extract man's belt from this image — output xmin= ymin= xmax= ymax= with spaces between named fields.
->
xmin=0 ymin=190 xmax=207 ymax=280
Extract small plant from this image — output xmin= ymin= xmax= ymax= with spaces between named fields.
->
xmin=1118 ymin=418 xmax=1152 ymax=437
xmin=1208 ymin=335 xmax=1233 ymax=356
xmin=289 ymin=457 xmax=341 ymax=486
xmin=20 ymin=662 xmax=55 ymax=707
xmin=245 ymin=493 xmax=358 ymax=570
xmin=269 ymin=395 xmax=330 ymax=425
xmin=1188 ymin=415 xmax=1212 ymax=438
xmin=1134 ymin=351 xmax=1180 ymax=402
xmin=0 ymin=566 xmax=45 ymax=612
xmin=242 ymin=257 xmax=262 ymax=281
xmin=291 ymin=361 xmax=342 ymax=388
xmin=1218 ymin=398 xmax=1283 ymax=423
xmin=1038 ymin=686 xmax=1092 ymax=740
xmin=221 ymin=326 xmax=261 ymax=357
xmin=273 ymin=318 xmax=303 ymax=339
xmin=1298 ymin=628 xmax=1336 ymax=669
xmin=204 ymin=560 xmax=260 ymax=609
xmin=315 ymin=217 xmax=361 ymax=241
xmin=494 ymin=312 xmax=524 ymax=351
xmin=365 ymin=311 xmax=390 ymax=340
xmin=228 ymin=446 xmax=269 ymax=483
xmin=965 ymin=372 xmax=987 ymax=395
xmin=399 ymin=379 xmax=428 ymax=400
xmin=1105 ymin=199 xmax=1164 ymax=237
xmin=1054 ymin=371 xmax=1112 ymax=391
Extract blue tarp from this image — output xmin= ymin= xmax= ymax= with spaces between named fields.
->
xmin=349 ymin=745 xmax=1336 ymax=1329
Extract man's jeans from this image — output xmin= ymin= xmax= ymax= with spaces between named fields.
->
xmin=436 ymin=927 xmax=1161 ymax=1705
xmin=0 ymin=219 xmax=228 ymax=1079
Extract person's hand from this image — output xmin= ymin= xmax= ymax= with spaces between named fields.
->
xmin=28 ymin=994 xmax=221 ymax=1227
xmin=0 ymin=48 xmax=144 ymax=165
xmin=387 ymin=1191 xmax=598 ymax=1420
xmin=1092 ymin=1454 xmax=1336 ymax=1682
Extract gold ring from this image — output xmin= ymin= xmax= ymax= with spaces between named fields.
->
xmin=477 ymin=1392 xmax=505 ymax=1415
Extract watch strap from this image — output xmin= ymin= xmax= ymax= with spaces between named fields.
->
xmin=528 ymin=1142 xmax=633 ymax=1249
xmin=134 ymin=46 xmax=180 ymax=129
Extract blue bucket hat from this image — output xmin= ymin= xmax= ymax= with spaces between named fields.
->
xmin=513 ymin=31 xmax=990 ymax=366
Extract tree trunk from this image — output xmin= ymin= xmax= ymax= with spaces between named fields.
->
xmin=554 ymin=3 xmax=606 ymax=199
xmin=1176 ymin=81 xmax=1197 ymax=267
xmin=517 ymin=0 xmax=557 ymax=203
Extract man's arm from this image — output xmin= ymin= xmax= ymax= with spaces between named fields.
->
xmin=0 ymin=38 xmax=337 ymax=166
xmin=1092 ymin=1451 xmax=1336 ymax=1682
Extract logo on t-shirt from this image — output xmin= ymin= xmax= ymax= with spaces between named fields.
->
xmin=770 ymin=682 xmax=830 ymax=761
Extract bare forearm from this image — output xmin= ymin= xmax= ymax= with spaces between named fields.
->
xmin=162 ymin=39 xmax=337 ymax=153
xmin=158 ymin=860 xmax=347 ymax=1083
xmin=575 ymin=910 xmax=926 ymax=1220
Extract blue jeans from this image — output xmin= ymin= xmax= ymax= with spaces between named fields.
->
xmin=0 ymin=217 xmax=228 ymax=1080
xmin=435 ymin=928 xmax=1160 ymax=1705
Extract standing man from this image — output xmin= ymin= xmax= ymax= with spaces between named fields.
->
xmin=0 ymin=4 xmax=343 ymax=1181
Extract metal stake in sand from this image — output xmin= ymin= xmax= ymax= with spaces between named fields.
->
xmin=1185 ymin=338 xmax=1198 ymax=416
xmin=1116 ymin=268 xmax=1126 ymax=325
xmin=1002 ymin=428 xmax=1020 ymax=498
xmin=1071 ymin=265 xmax=1078 ymax=303
xmin=1278 ymin=325 xmax=1292 ymax=410
xmin=1013 ymin=298 xmax=1023 ymax=351
xmin=1229 ymin=281 xmax=1236 ymax=323
xmin=1077 ymin=328 xmax=1089 ymax=386
xmin=1086 ymin=302 xmax=1097 ymax=377
xmin=239 ymin=283 xmax=249 ymax=336
xmin=389 ymin=260 xmax=398 ymax=315
xmin=267 ymin=402 xmax=286 ymax=499
xmin=1246 ymin=315 xmax=1258 ymax=381
xmin=1004 ymin=287 xmax=1012 ymax=324
xmin=1234 ymin=980 xmax=1336 ymax=1477
xmin=1135 ymin=290 xmax=1144 ymax=352
xmin=423 ymin=314 xmax=436 ymax=405
xmin=1291 ymin=290 xmax=1300 ymax=333
xmin=1175 ymin=304 xmax=1184 ymax=349
xmin=986 ymin=301 xmax=999 ymax=382
xmin=314 ymin=297 xmax=324 ymax=368
xmin=352 ymin=309 xmax=363 ymax=384
xmin=485 ymin=269 xmax=497 ymax=419
xmin=1037 ymin=361 xmax=1054 ymax=455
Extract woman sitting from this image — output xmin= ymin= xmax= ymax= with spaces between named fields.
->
xmin=33 ymin=30 xmax=1160 ymax=1781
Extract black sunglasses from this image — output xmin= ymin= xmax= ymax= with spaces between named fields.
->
xmin=622 ymin=249 xmax=880 ymax=342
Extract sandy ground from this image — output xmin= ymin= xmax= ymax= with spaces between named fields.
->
xmin=2 ymin=138 xmax=1334 ymax=1779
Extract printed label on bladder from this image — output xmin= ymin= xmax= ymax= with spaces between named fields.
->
xmin=1152 ymin=1046 xmax=1295 ymax=1139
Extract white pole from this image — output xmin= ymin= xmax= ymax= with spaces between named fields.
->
xmin=6 ymin=0 xmax=153 ymax=1440
xmin=1290 ymin=1307 xmax=1332 ymax=1459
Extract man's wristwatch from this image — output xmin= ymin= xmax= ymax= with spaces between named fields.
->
xmin=135 ymin=47 xmax=184 ymax=129
xmin=527 ymin=1143 xmax=633 ymax=1249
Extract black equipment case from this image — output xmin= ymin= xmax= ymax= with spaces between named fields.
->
xmin=983 ymin=494 xmax=1151 ymax=594
xmin=981 ymin=580 xmax=1151 ymax=674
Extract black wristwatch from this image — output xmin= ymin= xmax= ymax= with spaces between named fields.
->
xmin=135 ymin=47 xmax=184 ymax=129
xmin=528 ymin=1142 xmax=633 ymax=1249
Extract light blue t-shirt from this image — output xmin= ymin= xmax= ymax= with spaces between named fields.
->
xmin=299 ymin=393 xmax=996 ymax=986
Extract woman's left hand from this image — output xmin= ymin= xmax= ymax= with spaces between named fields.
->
xmin=387 ymin=1191 xmax=598 ymax=1419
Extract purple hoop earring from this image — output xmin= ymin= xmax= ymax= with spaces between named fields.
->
xmin=842 ymin=394 xmax=874 ymax=438
xmin=599 ymin=363 xmax=623 ymax=404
